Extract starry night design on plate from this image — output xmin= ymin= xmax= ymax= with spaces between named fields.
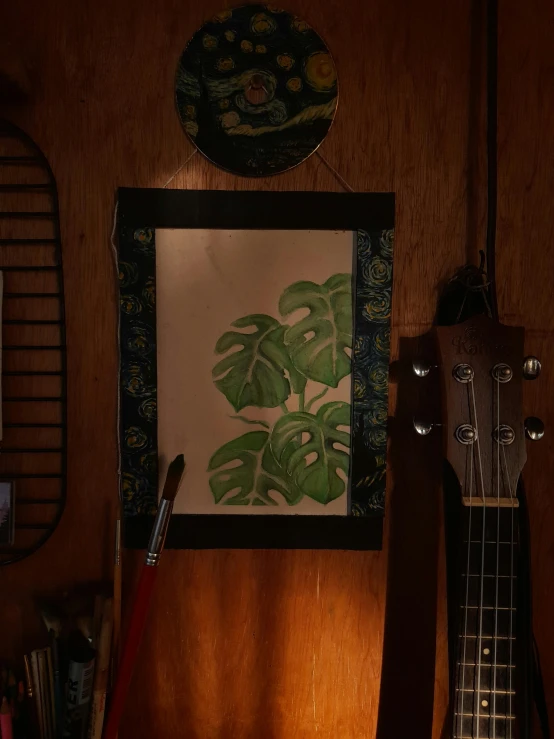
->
xmin=118 ymin=227 xmax=393 ymax=518
xmin=175 ymin=4 xmax=338 ymax=176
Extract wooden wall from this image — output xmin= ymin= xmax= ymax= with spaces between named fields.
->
xmin=2 ymin=0 xmax=553 ymax=737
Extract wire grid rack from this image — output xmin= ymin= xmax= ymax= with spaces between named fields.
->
xmin=0 ymin=119 xmax=67 ymax=565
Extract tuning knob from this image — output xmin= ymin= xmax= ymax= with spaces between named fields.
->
xmin=413 ymin=418 xmax=434 ymax=435
xmin=412 ymin=360 xmax=431 ymax=377
xmin=525 ymin=416 xmax=545 ymax=440
xmin=455 ymin=424 xmax=478 ymax=445
xmin=523 ymin=356 xmax=541 ymax=380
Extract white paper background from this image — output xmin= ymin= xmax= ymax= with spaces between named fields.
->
xmin=156 ymin=229 xmax=353 ymax=515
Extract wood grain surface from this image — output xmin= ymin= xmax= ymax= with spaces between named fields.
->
xmin=1 ymin=0 xmax=553 ymax=737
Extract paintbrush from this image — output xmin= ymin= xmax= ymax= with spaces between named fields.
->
xmin=112 ymin=518 xmax=122 ymax=673
xmin=103 ymin=454 xmax=185 ymax=739
xmin=87 ymin=598 xmax=113 ymax=739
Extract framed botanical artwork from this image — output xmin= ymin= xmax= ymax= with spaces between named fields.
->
xmin=118 ymin=190 xmax=394 ymax=550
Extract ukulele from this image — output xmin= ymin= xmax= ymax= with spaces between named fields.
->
xmin=414 ymin=268 xmax=544 ymax=738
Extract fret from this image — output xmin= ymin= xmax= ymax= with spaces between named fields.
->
xmin=461 ymin=506 xmax=519 ymax=544
xmin=458 ymin=637 xmax=515 ymax=642
xmin=454 ymin=715 xmax=514 ymax=738
xmin=458 ymin=605 xmax=516 ymax=636
xmin=463 ymin=573 xmax=515 ymax=577
xmin=456 ymin=686 xmax=515 ymax=715
xmin=464 ymin=540 xmax=516 ymax=545
xmin=456 ymin=711 xmax=515 ymax=720
xmin=461 ymin=606 xmax=515 ymax=611
xmin=456 ymin=662 xmax=515 ymax=672
xmin=467 ymin=542 xmax=516 ymax=577
xmin=457 ymin=687 xmax=515 ymax=693
xmin=456 ymin=712 xmax=515 ymax=719
xmin=463 ymin=507 xmax=520 ymax=543
xmin=461 ymin=573 xmax=515 ymax=608
xmin=459 ymin=663 xmax=515 ymax=691
xmin=457 ymin=635 xmax=513 ymax=663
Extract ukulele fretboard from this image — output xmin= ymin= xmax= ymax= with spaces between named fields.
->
xmin=453 ymin=507 xmax=519 ymax=739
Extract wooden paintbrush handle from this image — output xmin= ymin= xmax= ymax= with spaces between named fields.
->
xmin=103 ymin=565 xmax=158 ymax=739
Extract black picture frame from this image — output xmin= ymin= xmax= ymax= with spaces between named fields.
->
xmin=118 ymin=188 xmax=394 ymax=550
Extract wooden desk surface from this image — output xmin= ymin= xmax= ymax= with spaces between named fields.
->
xmin=1 ymin=0 xmax=553 ymax=736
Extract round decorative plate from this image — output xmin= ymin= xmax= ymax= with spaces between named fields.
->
xmin=175 ymin=4 xmax=338 ymax=177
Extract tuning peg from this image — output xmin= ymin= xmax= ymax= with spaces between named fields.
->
xmin=412 ymin=360 xmax=431 ymax=377
xmin=525 ymin=416 xmax=545 ymax=441
xmin=413 ymin=418 xmax=435 ymax=436
xmin=523 ymin=356 xmax=541 ymax=380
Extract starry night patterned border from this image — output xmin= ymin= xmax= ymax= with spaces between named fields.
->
xmin=350 ymin=228 xmax=393 ymax=516
xmin=118 ymin=225 xmax=393 ymax=518
xmin=119 ymin=225 xmax=159 ymax=517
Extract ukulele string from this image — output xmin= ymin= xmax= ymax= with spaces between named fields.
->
xmin=502 ymin=445 xmax=515 ymax=739
xmin=459 ymin=403 xmax=475 ymax=739
xmin=492 ymin=375 xmax=501 ymax=738
xmin=470 ymin=376 xmax=487 ymax=739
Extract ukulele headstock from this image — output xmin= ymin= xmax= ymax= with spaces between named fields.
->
xmin=434 ymin=314 xmax=531 ymax=507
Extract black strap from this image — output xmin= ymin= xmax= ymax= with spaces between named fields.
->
xmin=520 ymin=478 xmax=551 ymax=738
xmin=534 ymin=636 xmax=551 ymax=738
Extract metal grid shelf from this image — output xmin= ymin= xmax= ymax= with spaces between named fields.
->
xmin=0 ymin=119 xmax=67 ymax=565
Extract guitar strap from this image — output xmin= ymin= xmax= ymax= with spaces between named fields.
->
xmin=519 ymin=480 xmax=551 ymax=739
xmin=533 ymin=635 xmax=551 ymax=738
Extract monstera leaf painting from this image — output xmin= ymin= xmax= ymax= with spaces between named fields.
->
xmin=207 ymin=430 xmax=304 ymax=506
xmin=269 ymin=401 xmax=351 ymax=504
xmin=208 ymin=273 xmax=353 ymax=507
xmin=279 ymin=275 xmax=352 ymax=388
xmin=213 ymin=316 xmax=306 ymax=412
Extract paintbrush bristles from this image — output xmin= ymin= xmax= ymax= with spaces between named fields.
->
xmin=161 ymin=454 xmax=186 ymax=502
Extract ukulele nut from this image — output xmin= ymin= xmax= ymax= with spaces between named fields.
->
xmin=492 ymin=363 xmax=513 ymax=383
xmin=453 ymin=363 xmax=474 ymax=383
xmin=455 ymin=424 xmax=477 ymax=444
xmin=493 ymin=424 xmax=515 ymax=445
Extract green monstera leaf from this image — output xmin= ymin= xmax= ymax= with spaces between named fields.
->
xmin=279 ymin=274 xmax=352 ymax=389
xmin=269 ymin=401 xmax=351 ymax=504
xmin=259 ymin=324 xmax=307 ymax=396
xmin=208 ymin=430 xmax=304 ymax=506
xmin=212 ymin=314 xmax=305 ymax=412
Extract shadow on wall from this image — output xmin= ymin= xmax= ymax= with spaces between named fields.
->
xmin=376 ymin=334 xmax=442 ymax=739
